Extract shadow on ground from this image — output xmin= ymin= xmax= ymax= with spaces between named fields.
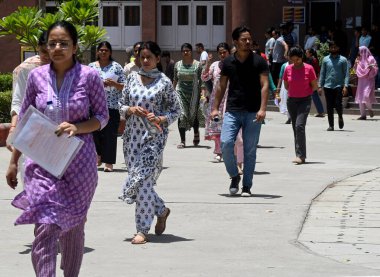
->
xmin=124 ymin=234 xmax=193 ymax=244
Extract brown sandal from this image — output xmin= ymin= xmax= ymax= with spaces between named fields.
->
xmin=155 ymin=208 xmax=170 ymax=235
xmin=131 ymin=232 xmax=147 ymax=244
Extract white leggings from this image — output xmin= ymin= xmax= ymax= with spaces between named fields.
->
xmin=359 ymin=103 xmax=373 ymax=117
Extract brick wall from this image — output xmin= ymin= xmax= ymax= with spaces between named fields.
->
xmin=0 ymin=0 xmax=38 ymax=73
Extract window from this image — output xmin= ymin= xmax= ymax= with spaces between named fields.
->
xmin=213 ymin=6 xmax=223 ymax=25
xmin=178 ymin=6 xmax=189 ymax=25
xmin=103 ymin=7 xmax=119 ymax=27
xmin=161 ymin=5 xmax=172 ymax=26
xmin=124 ymin=6 xmax=140 ymax=26
xmin=196 ymin=6 xmax=207 ymax=25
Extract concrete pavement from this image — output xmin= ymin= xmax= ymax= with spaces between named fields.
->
xmin=1 ymin=111 xmax=380 ymax=277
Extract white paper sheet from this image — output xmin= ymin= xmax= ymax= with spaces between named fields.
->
xmin=7 ymin=106 xmax=84 ymax=179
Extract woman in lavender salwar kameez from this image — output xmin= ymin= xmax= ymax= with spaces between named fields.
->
xmin=6 ymin=21 xmax=108 ymax=277
xmin=354 ymin=46 xmax=378 ymax=119
xmin=119 ymin=41 xmax=181 ymax=244
xmin=201 ymin=43 xmax=230 ymax=162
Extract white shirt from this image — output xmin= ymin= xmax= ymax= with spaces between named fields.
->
xmin=304 ymin=35 xmax=318 ymax=50
xmin=265 ymin=37 xmax=276 ymax=57
xmin=124 ymin=61 xmax=139 ymax=76
xmin=200 ymin=50 xmax=208 ymax=64
xmin=11 ymin=55 xmax=41 ymax=115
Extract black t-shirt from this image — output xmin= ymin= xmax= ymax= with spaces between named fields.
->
xmin=221 ymin=52 xmax=269 ymax=112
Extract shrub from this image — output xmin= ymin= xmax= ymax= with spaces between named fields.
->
xmin=0 ymin=73 xmax=12 ymax=92
xmin=0 ymin=90 xmax=12 ymax=123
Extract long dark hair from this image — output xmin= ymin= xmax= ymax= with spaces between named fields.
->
xmin=138 ymin=41 xmax=162 ymax=58
xmin=47 ymin=20 xmax=78 ymax=62
xmin=96 ymin=41 xmax=113 ymax=61
xmin=47 ymin=20 xmax=78 ymax=45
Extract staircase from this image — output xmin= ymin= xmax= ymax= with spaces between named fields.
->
xmin=267 ymin=88 xmax=380 ymax=116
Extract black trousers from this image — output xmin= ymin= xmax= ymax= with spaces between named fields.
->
xmin=323 ymin=87 xmax=343 ymax=128
xmin=93 ymin=108 xmax=120 ymax=164
xmin=271 ymin=62 xmax=285 ymax=85
xmin=178 ymin=117 xmax=199 ymax=142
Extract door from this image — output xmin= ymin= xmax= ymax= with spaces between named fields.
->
xmin=99 ymin=1 xmax=142 ymax=50
xmin=99 ymin=2 xmax=122 ymax=49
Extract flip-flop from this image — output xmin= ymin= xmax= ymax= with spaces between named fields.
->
xmin=177 ymin=142 xmax=185 ymax=149
xmin=131 ymin=232 xmax=147 ymax=244
xmin=104 ymin=167 xmax=113 ymax=172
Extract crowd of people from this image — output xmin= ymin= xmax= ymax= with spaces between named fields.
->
xmin=4 ymin=18 xmax=379 ymax=276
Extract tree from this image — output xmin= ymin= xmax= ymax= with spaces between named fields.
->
xmin=0 ymin=0 xmax=106 ymax=57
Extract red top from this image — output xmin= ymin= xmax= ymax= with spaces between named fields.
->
xmin=283 ymin=63 xmax=317 ymax=98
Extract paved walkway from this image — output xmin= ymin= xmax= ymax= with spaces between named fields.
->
xmin=1 ymin=111 xmax=380 ymax=277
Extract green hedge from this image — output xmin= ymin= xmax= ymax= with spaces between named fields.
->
xmin=0 ymin=90 xmax=12 ymax=123
xmin=0 ymin=73 xmax=12 ymax=92
xmin=0 ymin=73 xmax=12 ymax=123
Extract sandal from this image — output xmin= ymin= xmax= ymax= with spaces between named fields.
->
xmin=193 ymin=133 xmax=200 ymax=146
xmin=155 ymin=208 xmax=170 ymax=235
xmin=104 ymin=164 xmax=113 ymax=172
xmin=177 ymin=141 xmax=186 ymax=149
xmin=131 ymin=232 xmax=147 ymax=244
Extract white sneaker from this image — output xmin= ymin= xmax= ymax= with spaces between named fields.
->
xmin=214 ymin=155 xmax=222 ymax=162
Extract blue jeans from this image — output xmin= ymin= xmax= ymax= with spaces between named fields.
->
xmin=311 ymin=90 xmax=324 ymax=114
xmin=221 ymin=111 xmax=262 ymax=189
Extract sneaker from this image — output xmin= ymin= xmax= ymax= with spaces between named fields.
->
xmin=214 ymin=154 xmax=222 ymax=162
xmin=357 ymin=116 xmax=367 ymax=120
xmin=229 ymin=175 xmax=241 ymax=195
xmin=241 ymin=186 xmax=251 ymax=197
xmin=315 ymin=113 xmax=325 ymax=117
xmin=338 ymin=117 xmax=344 ymax=129
xmin=327 ymin=126 xmax=334 ymax=131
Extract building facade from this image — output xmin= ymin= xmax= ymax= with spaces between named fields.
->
xmin=0 ymin=0 xmax=378 ymax=72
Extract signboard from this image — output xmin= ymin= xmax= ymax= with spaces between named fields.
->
xmin=283 ymin=6 xmax=305 ymax=24
xmin=20 ymin=46 xmax=37 ymax=62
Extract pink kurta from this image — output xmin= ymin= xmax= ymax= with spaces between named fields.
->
xmin=355 ymin=67 xmax=378 ymax=104
xmin=201 ymin=61 xmax=226 ymax=141
xmin=12 ymin=62 xmax=109 ymax=231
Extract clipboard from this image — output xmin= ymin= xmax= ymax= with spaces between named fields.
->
xmin=7 ymin=106 xmax=84 ymax=179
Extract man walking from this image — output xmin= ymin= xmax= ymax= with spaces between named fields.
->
xmin=318 ymin=41 xmax=350 ymax=131
xmin=195 ymin=43 xmax=208 ymax=66
xmin=211 ymin=26 xmax=269 ymax=196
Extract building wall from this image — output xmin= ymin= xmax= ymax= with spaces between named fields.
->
xmin=0 ymin=0 xmax=374 ymax=73
xmin=142 ymin=0 xmax=157 ymax=41
xmin=0 ymin=0 xmax=38 ymax=73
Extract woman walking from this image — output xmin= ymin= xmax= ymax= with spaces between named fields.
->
xmin=201 ymin=42 xmax=230 ymax=161
xmin=283 ymin=47 xmax=318 ymax=164
xmin=354 ymin=46 xmax=378 ymax=119
xmin=173 ymin=43 xmax=203 ymax=148
xmin=119 ymin=41 xmax=181 ymax=244
xmin=89 ymin=41 xmax=125 ymax=172
xmin=6 ymin=20 xmax=109 ymax=276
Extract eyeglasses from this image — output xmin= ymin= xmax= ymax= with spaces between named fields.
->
xmin=182 ymin=50 xmax=191 ymax=53
xmin=47 ymin=40 xmax=71 ymax=50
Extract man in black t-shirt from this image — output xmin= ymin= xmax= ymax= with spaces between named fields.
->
xmin=211 ymin=26 xmax=269 ymax=197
